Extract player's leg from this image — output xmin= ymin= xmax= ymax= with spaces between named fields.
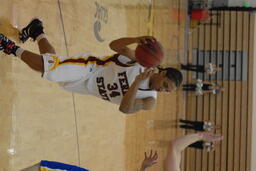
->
xmin=164 ymin=133 xmax=203 ymax=171
xmin=0 ymin=33 xmax=90 ymax=80
xmin=188 ymin=141 xmax=215 ymax=151
xmin=181 ymin=64 xmax=195 ymax=71
xmin=182 ymin=86 xmax=197 ymax=91
xmin=188 ymin=141 xmax=204 ymax=149
xmin=193 ymin=124 xmax=205 ymax=131
xmin=1 ymin=32 xmax=91 ymax=83
xmin=164 ymin=143 xmax=181 ymax=171
xmin=179 ymin=119 xmax=198 ymax=124
xmin=187 ymin=120 xmax=205 ymax=129
xmin=37 ymin=37 xmax=56 ymax=54
xmin=181 ymin=64 xmax=206 ymax=73
xmin=21 ymin=51 xmax=44 ymax=72
xmin=0 ymin=34 xmax=44 ymax=73
xmin=182 ymin=84 xmax=189 ymax=87
xmin=180 ymin=120 xmax=204 ymax=128
xmin=179 ymin=124 xmax=204 ymax=132
xmin=19 ymin=18 xmax=56 ymax=54
xmin=179 ymin=125 xmax=195 ymax=130
xmin=182 ymin=84 xmax=196 ymax=88
xmin=197 ymin=65 xmax=205 ymax=72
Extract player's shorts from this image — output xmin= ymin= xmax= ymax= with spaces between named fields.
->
xmin=42 ymin=53 xmax=96 ymax=83
xmin=40 ymin=160 xmax=89 ymax=171
xmin=41 ymin=53 xmax=134 ymax=84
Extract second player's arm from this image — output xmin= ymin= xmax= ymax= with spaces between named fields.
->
xmin=164 ymin=132 xmax=223 ymax=171
xmin=164 ymin=134 xmax=204 ymax=171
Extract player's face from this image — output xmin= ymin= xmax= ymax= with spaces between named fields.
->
xmin=150 ymin=71 xmax=177 ymax=92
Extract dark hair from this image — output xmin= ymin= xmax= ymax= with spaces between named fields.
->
xmin=157 ymin=66 xmax=183 ymax=87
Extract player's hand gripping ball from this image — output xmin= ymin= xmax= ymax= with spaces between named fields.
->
xmin=135 ymin=36 xmax=164 ymax=68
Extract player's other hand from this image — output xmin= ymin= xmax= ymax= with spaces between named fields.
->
xmin=135 ymin=68 xmax=155 ymax=83
xmin=136 ymin=36 xmax=157 ymax=44
xmin=141 ymin=150 xmax=158 ymax=170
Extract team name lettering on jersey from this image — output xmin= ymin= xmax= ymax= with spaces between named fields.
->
xmin=118 ymin=71 xmax=129 ymax=95
xmin=96 ymin=71 xmax=130 ymax=101
xmin=96 ymin=77 xmax=110 ymax=101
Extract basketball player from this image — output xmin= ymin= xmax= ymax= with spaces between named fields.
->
xmin=0 ymin=18 xmax=183 ymax=114
xmin=182 ymin=79 xmax=224 ymax=95
xmin=181 ymin=63 xmax=222 ymax=74
xmin=179 ymin=119 xmax=221 ymax=131
xmin=188 ymin=141 xmax=218 ymax=151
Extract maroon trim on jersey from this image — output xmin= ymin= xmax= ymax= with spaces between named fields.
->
xmin=58 ymin=54 xmax=132 ymax=67
xmin=112 ymin=54 xmax=133 ymax=67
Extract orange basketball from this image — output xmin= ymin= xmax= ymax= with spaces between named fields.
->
xmin=135 ymin=41 xmax=164 ymax=68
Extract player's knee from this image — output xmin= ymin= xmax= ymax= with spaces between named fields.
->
xmin=119 ymin=106 xmax=131 ymax=114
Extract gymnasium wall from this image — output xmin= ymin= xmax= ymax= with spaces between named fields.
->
xmin=250 ymin=13 xmax=256 ymax=171
xmin=185 ymin=10 xmax=254 ymax=171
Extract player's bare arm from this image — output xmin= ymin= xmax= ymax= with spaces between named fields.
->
xmin=164 ymin=132 xmax=223 ymax=171
xmin=119 ymin=69 xmax=156 ymax=114
xmin=109 ymin=36 xmax=156 ymax=61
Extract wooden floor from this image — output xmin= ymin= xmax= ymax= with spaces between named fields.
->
xmin=0 ymin=0 xmax=186 ymax=171
xmin=125 ymin=92 xmax=185 ymax=171
xmin=124 ymin=0 xmax=187 ymax=170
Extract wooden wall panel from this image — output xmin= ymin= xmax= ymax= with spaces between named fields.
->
xmin=185 ymin=10 xmax=254 ymax=171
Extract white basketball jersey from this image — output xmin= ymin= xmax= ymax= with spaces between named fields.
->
xmin=61 ymin=54 xmax=157 ymax=104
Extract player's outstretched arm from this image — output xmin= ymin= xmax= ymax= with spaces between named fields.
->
xmin=119 ymin=69 xmax=156 ymax=114
xmin=164 ymin=132 xmax=223 ymax=171
xmin=109 ymin=36 xmax=156 ymax=61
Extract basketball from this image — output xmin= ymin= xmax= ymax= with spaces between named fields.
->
xmin=135 ymin=41 xmax=164 ymax=68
